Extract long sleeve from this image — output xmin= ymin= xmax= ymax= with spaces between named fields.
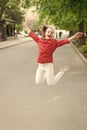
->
xmin=29 ymin=32 xmax=39 ymax=44
xmin=54 ymin=39 xmax=70 ymax=47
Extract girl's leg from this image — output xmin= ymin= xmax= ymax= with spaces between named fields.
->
xmin=35 ymin=65 xmax=45 ymax=85
xmin=45 ymin=63 xmax=54 ymax=86
xmin=54 ymin=66 xmax=69 ymax=84
xmin=45 ymin=63 xmax=65 ymax=86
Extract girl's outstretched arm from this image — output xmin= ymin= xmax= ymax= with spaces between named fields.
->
xmin=68 ymin=32 xmax=83 ymax=42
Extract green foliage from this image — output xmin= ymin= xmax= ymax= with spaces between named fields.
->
xmin=0 ymin=0 xmax=9 ymax=19
xmin=21 ymin=0 xmax=30 ymax=8
xmin=15 ymin=24 xmax=23 ymax=33
xmin=81 ymin=45 xmax=87 ymax=53
xmin=0 ymin=0 xmax=24 ymax=24
xmin=6 ymin=0 xmax=24 ymax=24
xmin=24 ymin=30 xmax=28 ymax=34
xmin=28 ymin=0 xmax=87 ymax=31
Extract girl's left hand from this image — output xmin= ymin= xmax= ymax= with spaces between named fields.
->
xmin=68 ymin=32 xmax=84 ymax=42
xmin=75 ymin=32 xmax=84 ymax=38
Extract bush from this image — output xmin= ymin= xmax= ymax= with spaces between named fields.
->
xmin=81 ymin=45 xmax=87 ymax=53
xmin=15 ymin=24 xmax=23 ymax=33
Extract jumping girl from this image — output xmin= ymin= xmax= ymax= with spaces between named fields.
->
xmin=26 ymin=26 xmax=83 ymax=86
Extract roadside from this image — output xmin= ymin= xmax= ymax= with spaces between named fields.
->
xmin=71 ymin=43 xmax=87 ymax=65
xmin=0 ymin=37 xmax=32 ymax=50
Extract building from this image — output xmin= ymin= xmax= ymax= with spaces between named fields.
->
xmin=0 ymin=19 xmax=16 ymax=41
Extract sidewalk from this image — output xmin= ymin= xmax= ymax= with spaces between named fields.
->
xmin=0 ymin=37 xmax=32 ymax=49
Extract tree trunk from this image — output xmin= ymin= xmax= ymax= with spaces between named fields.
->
xmin=69 ymin=30 xmax=74 ymax=37
xmin=0 ymin=8 xmax=3 ymax=19
xmin=78 ymin=20 xmax=85 ymax=45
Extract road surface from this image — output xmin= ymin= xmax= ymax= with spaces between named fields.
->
xmin=0 ymin=40 xmax=87 ymax=130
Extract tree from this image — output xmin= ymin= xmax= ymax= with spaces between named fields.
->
xmin=30 ymin=0 xmax=87 ymax=44
xmin=15 ymin=24 xmax=23 ymax=33
xmin=0 ymin=0 xmax=9 ymax=19
xmin=0 ymin=0 xmax=24 ymax=24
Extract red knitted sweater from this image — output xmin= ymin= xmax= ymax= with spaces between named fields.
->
xmin=29 ymin=32 xmax=69 ymax=63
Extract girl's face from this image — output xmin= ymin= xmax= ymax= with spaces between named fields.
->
xmin=45 ymin=27 xmax=55 ymax=39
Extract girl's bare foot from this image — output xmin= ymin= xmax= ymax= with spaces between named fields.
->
xmin=60 ymin=66 xmax=69 ymax=72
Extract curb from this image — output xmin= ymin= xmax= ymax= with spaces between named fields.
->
xmin=71 ymin=43 xmax=87 ymax=65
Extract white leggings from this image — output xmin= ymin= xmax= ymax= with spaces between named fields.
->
xmin=35 ymin=63 xmax=64 ymax=86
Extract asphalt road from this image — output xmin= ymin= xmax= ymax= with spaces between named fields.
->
xmin=0 ymin=40 xmax=87 ymax=130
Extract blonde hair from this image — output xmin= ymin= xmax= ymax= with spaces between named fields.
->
xmin=49 ymin=25 xmax=55 ymax=30
xmin=41 ymin=25 xmax=55 ymax=38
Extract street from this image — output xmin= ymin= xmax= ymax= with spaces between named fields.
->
xmin=0 ymin=40 xmax=87 ymax=130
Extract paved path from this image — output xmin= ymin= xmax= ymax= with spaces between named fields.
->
xmin=0 ymin=38 xmax=87 ymax=130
